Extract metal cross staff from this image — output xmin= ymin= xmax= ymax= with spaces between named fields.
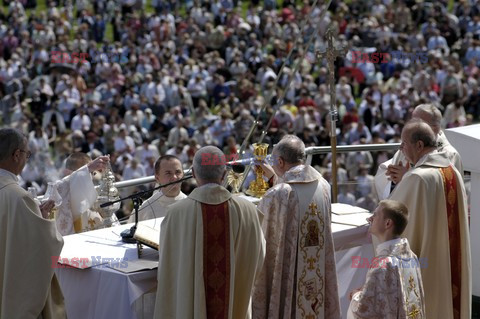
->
xmin=316 ymin=27 xmax=347 ymax=203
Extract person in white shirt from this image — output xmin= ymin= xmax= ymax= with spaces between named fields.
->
xmin=114 ymin=125 xmax=135 ymax=154
xmin=167 ymin=119 xmax=189 ymax=147
xmin=124 ymin=103 xmax=145 ymax=128
xmin=140 ymin=73 xmax=165 ymax=105
xmin=122 ymin=158 xmax=146 ymax=181
xmin=135 ymin=140 xmax=160 ymax=163
xmin=129 ymin=155 xmax=187 ymax=222
xmin=70 ymin=107 xmax=91 ymax=132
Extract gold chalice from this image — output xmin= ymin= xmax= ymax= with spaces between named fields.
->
xmin=246 ymin=143 xmax=270 ymax=197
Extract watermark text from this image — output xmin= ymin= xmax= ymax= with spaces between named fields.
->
xmin=350 ymin=50 xmax=428 ymax=64
xmin=51 ymin=255 xmax=129 ymax=269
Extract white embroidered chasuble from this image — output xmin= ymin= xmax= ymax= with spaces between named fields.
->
xmin=348 ymin=238 xmax=426 ymax=319
xmin=253 ymin=165 xmax=340 ymax=319
xmin=291 ymin=182 xmax=326 ymax=318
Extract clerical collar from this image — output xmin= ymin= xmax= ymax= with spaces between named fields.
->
xmin=0 ymin=168 xmax=19 ymax=182
xmin=376 ymin=237 xmax=405 ymax=256
xmin=414 ymin=150 xmax=438 ymax=168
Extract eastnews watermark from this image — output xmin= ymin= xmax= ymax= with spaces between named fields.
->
xmin=350 ymin=50 xmax=428 ymax=64
xmin=50 ymin=51 xmax=129 ymax=64
xmin=351 ymin=256 xmax=428 ymax=269
xmin=52 ymin=256 xmax=129 ymax=269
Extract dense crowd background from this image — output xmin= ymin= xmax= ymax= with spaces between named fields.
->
xmin=1 ymin=0 xmax=478 ymax=217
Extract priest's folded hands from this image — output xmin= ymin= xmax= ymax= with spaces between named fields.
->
xmin=385 ymin=160 xmax=410 ymax=184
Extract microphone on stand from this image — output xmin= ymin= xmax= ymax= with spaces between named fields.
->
xmin=99 ymin=175 xmax=193 ymax=243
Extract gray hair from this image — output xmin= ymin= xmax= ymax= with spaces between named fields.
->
xmin=193 ymin=146 xmax=226 ymax=183
xmin=273 ymin=135 xmax=305 ymax=164
xmin=405 ymin=120 xmax=437 ymax=148
xmin=414 ymin=104 xmax=442 ymax=129
xmin=0 ymin=128 xmax=27 ymax=162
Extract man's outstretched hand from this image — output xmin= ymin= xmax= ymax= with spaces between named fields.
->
xmin=87 ymin=155 xmax=110 ymax=173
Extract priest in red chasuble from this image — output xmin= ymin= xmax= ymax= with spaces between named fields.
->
xmin=390 ymin=120 xmax=471 ymax=319
xmin=252 ymin=135 xmax=340 ymax=319
xmin=154 ymin=146 xmax=265 ymax=319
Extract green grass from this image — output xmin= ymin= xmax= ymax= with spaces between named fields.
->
xmin=145 ymin=0 xmax=154 ymax=14
xmin=105 ymin=22 xmax=114 ymax=43
xmin=35 ymin=0 xmax=46 ymax=12
xmin=448 ymin=0 xmax=455 ymax=12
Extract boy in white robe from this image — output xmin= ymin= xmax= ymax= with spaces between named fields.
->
xmin=348 ymin=199 xmax=426 ymax=319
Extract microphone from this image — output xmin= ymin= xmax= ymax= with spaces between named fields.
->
xmin=225 ymin=154 xmax=272 ymax=168
xmin=100 ymin=175 xmax=193 ymax=208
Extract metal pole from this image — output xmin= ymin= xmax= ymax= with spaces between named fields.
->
xmin=316 ymin=28 xmax=346 ymax=203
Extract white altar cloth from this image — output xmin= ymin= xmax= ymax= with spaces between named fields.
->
xmin=55 ymin=220 xmax=161 ymax=319
xmin=55 ymin=205 xmax=372 ymax=319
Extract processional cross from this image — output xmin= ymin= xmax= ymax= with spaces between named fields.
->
xmin=316 ymin=27 xmax=347 ymax=203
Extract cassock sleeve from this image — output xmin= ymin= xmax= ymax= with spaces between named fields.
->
xmin=350 ymin=264 xmax=401 ymax=319
xmin=69 ymin=165 xmax=97 ymax=219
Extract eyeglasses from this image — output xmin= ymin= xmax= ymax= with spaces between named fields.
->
xmin=18 ymin=149 xmax=32 ymax=159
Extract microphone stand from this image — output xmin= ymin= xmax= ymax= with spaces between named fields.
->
xmin=100 ymin=175 xmax=193 ymax=244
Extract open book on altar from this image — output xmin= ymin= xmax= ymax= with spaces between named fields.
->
xmin=134 ymin=223 xmax=161 ymax=250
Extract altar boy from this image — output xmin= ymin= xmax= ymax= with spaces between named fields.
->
xmin=348 ymin=200 xmax=426 ymax=318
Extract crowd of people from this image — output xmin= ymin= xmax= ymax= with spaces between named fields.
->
xmin=0 ymin=0 xmax=477 ymax=317
xmin=1 ymin=0 xmax=478 ymax=213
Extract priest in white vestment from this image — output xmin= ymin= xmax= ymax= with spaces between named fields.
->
xmin=55 ymin=152 xmax=118 ymax=235
xmin=128 ymin=155 xmax=186 ymax=222
xmin=252 ymin=135 xmax=341 ymax=319
xmin=390 ymin=121 xmax=471 ymax=319
xmin=0 ymin=128 xmax=65 ymax=319
xmin=154 ymin=146 xmax=265 ymax=319
xmin=348 ymin=199 xmax=425 ymax=318
xmin=375 ymin=103 xmax=462 ymax=200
